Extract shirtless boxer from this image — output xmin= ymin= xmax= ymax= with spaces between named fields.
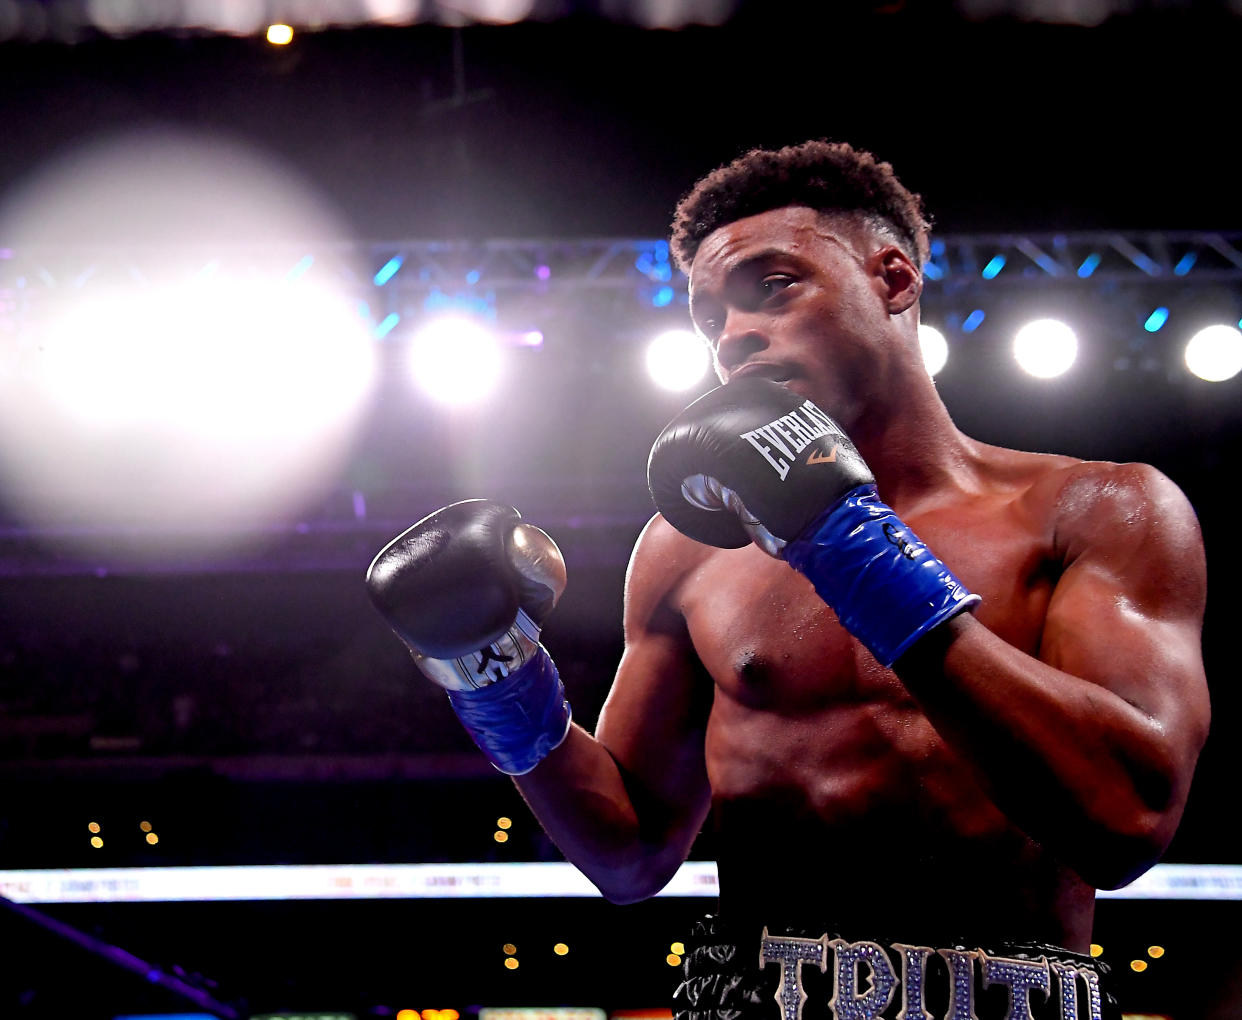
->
xmin=366 ymin=141 xmax=1210 ymax=1020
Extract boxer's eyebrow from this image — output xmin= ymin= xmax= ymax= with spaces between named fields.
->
xmin=690 ymin=250 xmax=797 ymax=333
xmin=724 ymin=248 xmax=801 ymax=274
xmin=703 ymin=250 xmax=801 ymax=299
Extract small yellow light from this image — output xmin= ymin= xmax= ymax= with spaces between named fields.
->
xmin=504 ymin=958 xmax=519 ymax=970
xmin=396 ymin=1011 xmax=418 ymax=1020
xmin=553 ymin=943 xmax=569 ymax=956
xmin=667 ymin=953 xmax=682 ymax=967
xmin=493 ymin=830 xmax=509 ymax=843
xmin=88 ymin=822 xmax=101 ymax=834
xmin=139 ymin=821 xmax=152 ymax=833
xmin=90 ymin=836 xmax=104 ymax=848
xmin=497 ymin=817 xmax=512 ymax=830
xmin=1090 ymin=944 xmax=1103 ymax=958
xmin=146 ymin=832 xmax=159 ymax=845
xmin=266 ymin=24 xmax=294 ymax=45
xmin=1147 ymin=945 xmax=1165 ymax=959
xmin=671 ymin=942 xmax=685 ymax=955
xmin=503 ymin=944 xmax=517 ymax=955
xmin=1130 ymin=959 xmax=1148 ymax=972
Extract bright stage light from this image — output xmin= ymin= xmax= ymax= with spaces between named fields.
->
xmin=408 ymin=316 xmax=504 ymax=406
xmin=1013 ymin=319 xmax=1078 ymax=379
xmin=6 ymin=274 xmax=377 ymax=541
xmin=0 ymin=127 xmax=375 ymax=565
xmin=918 ymin=324 xmax=948 ymax=377
xmin=646 ymin=329 xmax=709 ymax=391
xmin=35 ymin=278 xmax=375 ymax=437
xmin=1184 ymin=324 xmax=1242 ymax=382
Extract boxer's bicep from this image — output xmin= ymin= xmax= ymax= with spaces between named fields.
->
xmin=1040 ymin=463 xmax=1209 ymax=773
xmin=596 ymin=518 xmax=714 ymax=858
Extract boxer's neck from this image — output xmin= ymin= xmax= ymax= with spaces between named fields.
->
xmin=839 ymin=370 xmax=979 ymax=513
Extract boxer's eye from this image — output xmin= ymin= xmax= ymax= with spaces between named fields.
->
xmin=759 ymin=274 xmax=794 ymax=298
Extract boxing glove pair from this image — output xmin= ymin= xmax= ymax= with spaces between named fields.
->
xmin=366 ymin=377 xmax=979 ymax=775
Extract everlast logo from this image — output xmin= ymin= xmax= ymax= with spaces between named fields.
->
xmin=760 ymin=930 xmax=1105 ymax=1020
xmin=740 ymin=400 xmax=847 ymax=481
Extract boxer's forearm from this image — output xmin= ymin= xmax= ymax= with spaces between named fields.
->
xmin=896 ymin=613 xmax=1202 ymax=890
xmin=513 ymin=724 xmax=695 ymax=904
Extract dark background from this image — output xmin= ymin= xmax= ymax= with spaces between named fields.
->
xmin=1 ymin=2 xmax=1240 ymax=1018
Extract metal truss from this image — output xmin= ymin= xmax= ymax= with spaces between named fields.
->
xmin=924 ymin=230 xmax=1242 ymax=287
xmin=4 ymin=230 xmax=1241 ymax=342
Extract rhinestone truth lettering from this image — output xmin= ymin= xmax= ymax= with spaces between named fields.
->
xmin=755 ymin=935 xmax=1105 ymax=1020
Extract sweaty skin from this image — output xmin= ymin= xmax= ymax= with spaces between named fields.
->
xmin=515 ymin=206 xmax=1209 ymax=953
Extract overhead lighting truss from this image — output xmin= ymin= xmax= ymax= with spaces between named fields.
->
xmin=4 ymin=230 xmax=1240 ymax=341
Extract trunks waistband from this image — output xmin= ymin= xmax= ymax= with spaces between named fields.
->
xmin=673 ymin=916 xmax=1120 ymax=1020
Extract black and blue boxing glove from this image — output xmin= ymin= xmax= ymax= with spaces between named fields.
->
xmin=365 ymin=499 xmax=572 ymax=775
xmin=647 ymin=377 xmax=980 ymax=667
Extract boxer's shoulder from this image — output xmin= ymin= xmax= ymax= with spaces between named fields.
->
xmin=955 ymin=442 xmax=1192 ymax=542
xmin=966 ymin=450 xmax=1204 ymax=606
xmin=1037 ymin=456 xmax=1201 ymax=562
xmin=630 ymin=511 xmax=719 ymax=577
xmin=624 ymin=512 xmax=719 ymax=622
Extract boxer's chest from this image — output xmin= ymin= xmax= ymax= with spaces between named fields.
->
xmin=679 ymin=493 xmax=1059 ymax=710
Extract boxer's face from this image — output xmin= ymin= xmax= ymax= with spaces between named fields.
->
xmin=688 ymin=205 xmax=919 ymax=422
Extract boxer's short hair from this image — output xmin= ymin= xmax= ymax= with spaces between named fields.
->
xmin=670 ymin=139 xmax=931 ymax=273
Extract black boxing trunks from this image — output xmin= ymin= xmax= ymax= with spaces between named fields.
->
xmin=672 ymin=916 xmax=1121 ymax=1020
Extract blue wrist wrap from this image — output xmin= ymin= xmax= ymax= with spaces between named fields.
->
xmin=445 ymin=647 xmax=572 ymax=775
xmin=783 ymin=485 xmax=981 ymax=668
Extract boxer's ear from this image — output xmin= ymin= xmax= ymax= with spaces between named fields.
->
xmin=867 ymin=244 xmax=921 ymax=315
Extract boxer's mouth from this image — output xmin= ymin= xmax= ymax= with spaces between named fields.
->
xmin=728 ymin=361 xmax=790 ymax=384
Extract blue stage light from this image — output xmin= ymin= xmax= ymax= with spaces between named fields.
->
xmin=1144 ymin=307 xmax=1170 ymax=333
xmin=373 ymin=255 xmax=404 ymax=286
xmin=375 ymin=312 xmax=400 ymax=338
xmin=1174 ymin=252 xmax=1197 ymax=276
xmin=636 ymin=242 xmax=673 ymax=281
xmin=1077 ymin=253 xmax=1101 ymax=278
xmin=982 ymin=255 xmax=1006 ymax=280
xmin=962 ymin=309 xmax=986 ymax=333
xmin=422 ymin=287 xmax=495 ymax=320
xmin=653 ymin=286 xmax=674 ymax=307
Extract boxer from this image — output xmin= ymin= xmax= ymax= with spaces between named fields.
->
xmin=367 ymin=141 xmax=1210 ymax=1019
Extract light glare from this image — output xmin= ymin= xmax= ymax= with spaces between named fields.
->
xmin=1184 ymin=324 xmax=1242 ymax=382
xmin=35 ymin=278 xmax=375 ymax=437
xmin=409 ymin=317 xmax=503 ymax=406
xmin=918 ymin=324 xmax=949 ymax=376
xmin=1013 ymin=319 xmax=1078 ymax=379
xmin=0 ymin=128 xmax=375 ymax=566
xmin=646 ymin=329 xmax=709 ymax=391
